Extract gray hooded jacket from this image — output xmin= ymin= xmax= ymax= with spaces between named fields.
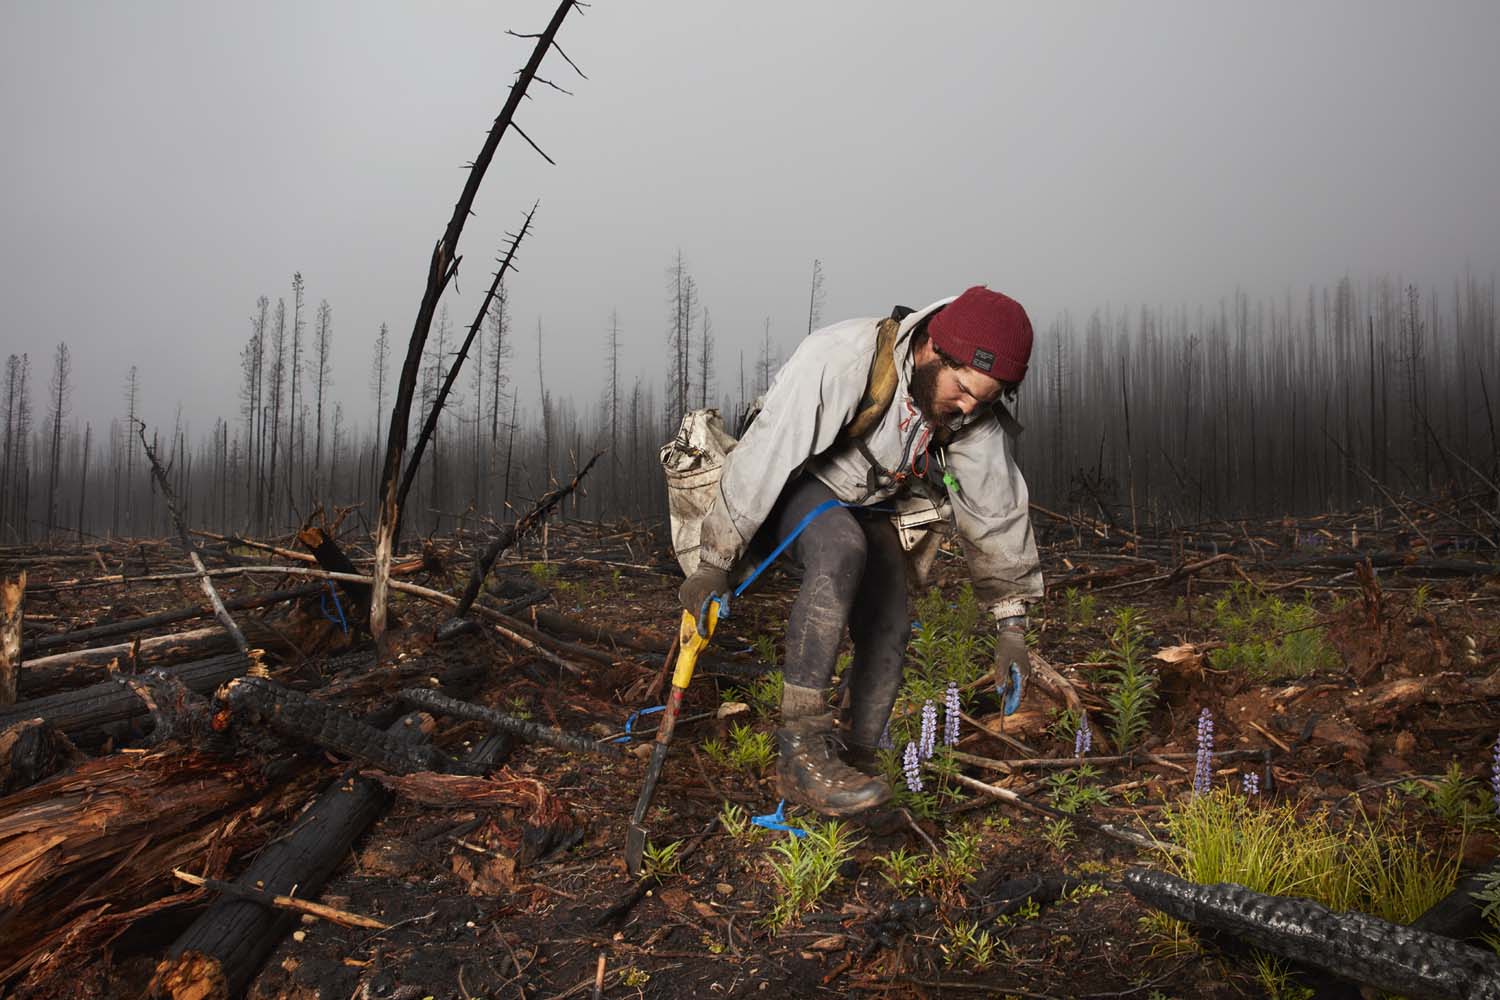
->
xmin=697 ymin=296 xmax=1043 ymax=619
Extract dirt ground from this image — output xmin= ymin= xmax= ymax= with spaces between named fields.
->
xmin=6 ymin=516 xmax=1500 ymax=999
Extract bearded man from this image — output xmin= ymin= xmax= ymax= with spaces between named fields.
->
xmin=679 ymin=286 xmax=1044 ymax=816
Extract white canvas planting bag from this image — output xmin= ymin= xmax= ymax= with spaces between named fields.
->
xmin=660 ymin=408 xmax=741 ymax=577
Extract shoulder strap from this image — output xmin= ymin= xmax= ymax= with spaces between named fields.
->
xmin=840 ymin=305 xmax=911 ymax=442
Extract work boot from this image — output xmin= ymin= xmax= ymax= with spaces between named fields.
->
xmin=776 ymin=712 xmax=891 ymax=817
xmin=839 ymin=741 xmax=884 ymax=778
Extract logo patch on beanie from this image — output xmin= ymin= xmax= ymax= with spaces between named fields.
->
xmin=971 ymin=348 xmax=995 ymax=373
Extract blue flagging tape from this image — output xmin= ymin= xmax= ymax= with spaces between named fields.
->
xmin=321 ymin=581 xmax=350 ymax=636
xmin=751 ymin=799 xmax=807 ymax=837
xmin=613 ymin=704 xmax=666 ymax=743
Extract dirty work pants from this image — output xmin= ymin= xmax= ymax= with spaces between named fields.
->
xmin=756 ymin=474 xmax=910 ymax=749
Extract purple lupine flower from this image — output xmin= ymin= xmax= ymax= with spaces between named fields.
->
xmin=878 ymin=719 xmax=895 ymax=751
xmin=1491 ymin=733 xmax=1500 ymax=816
xmin=1242 ymin=772 xmax=1260 ymax=796
xmin=1193 ymin=708 xmax=1215 ymax=795
xmin=1075 ymin=714 xmax=1092 ymax=757
xmin=903 ymin=740 xmax=923 ymax=792
xmin=919 ymin=700 xmax=938 ymax=760
xmin=943 ymin=682 xmax=961 ymax=746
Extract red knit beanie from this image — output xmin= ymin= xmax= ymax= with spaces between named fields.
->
xmin=927 ymin=286 xmax=1033 ymax=384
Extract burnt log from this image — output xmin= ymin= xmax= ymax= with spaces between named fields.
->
xmin=0 ymin=653 xmax=251 ymax=741
xmin=216 ymin=676 xmax=447 ymax=774
xmin=21 ymin=584 xmax=322 ymax=657
xmin=151 ymin=712 xmax=435 ymax=1000
xmin=0 ymin=748 xmax=271 ymax=980
xmin=18 ymin=625 xmax=239 ymax=694
xmin=1123 ymin=867 xmax=1500 ymax=1000
xmin=1411 ymin=858 xmax=1500 ymax=943
xmin=398 ymin=687 xmax=622 ymax=758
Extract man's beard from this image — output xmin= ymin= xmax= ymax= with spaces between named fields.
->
xmin=909 ymin=356 xmax=946 ymax=424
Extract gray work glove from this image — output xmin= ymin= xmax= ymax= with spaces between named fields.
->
xmin=993 ymin=619 xmax=1031 ymax=716
xmin=679 ymin=564 xmax=732 ymax=632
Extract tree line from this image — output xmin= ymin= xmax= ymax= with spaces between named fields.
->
xmin=2 ymin=267 xmax=1495 ymax=546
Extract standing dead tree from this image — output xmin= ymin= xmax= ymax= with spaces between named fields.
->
xmin=370 ymin=0 xmax=582 ymax=652
xmin=135 ymin=422 xmax=250 ymax=659
xmin=395 ymin=202 xmax=538 ymax=540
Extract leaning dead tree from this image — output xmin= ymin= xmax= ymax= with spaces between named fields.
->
xmin=370 ymin=0 xmax=583 ymax=653
xmin=395 ymin=202 xmax=539 ymax=541
xmin=136 ymin=422 xmax=250 ymax=659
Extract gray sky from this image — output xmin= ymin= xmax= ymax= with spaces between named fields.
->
xmin=3 ymin=1 xmax=1498 ymax=437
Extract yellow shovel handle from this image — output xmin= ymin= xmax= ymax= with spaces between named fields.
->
xmin=672 ymin=602 xmax=718 ymax=690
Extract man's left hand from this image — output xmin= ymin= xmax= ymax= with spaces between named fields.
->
xmin=993 ymin=622 xmax=1031 ymax=715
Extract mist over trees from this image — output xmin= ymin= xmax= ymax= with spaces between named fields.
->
xmin=1 ymin=267 xmax=1496 ymax=545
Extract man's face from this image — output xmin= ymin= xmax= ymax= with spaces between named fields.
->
xmin=910 ymin=343 xmax=1009 ymax=425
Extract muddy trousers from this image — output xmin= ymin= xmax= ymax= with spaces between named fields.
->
xmin=758 ymin=474 xmax=911 ymax=749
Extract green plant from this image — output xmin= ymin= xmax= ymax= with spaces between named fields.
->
xmin=719 ymin=801 xmax=760 ymax=843
xmin=1103 ymin=608 xmax=1158 ymax=751
xmin=1411 ymin=583 xmax=1432 ymax=612
xmin=764 ymin=819 xmax=863 ymax=931
xmin=943 ymin=919 xmax=998 ymax=969
xmin=1046 ymin=763 xmax=1112 ymax=814
xmin=504 ymin=695 xmax=532 ymax=720
xmin=726 ymin=722 xmax=776 ymax=774
xmin=1206 ymin=582 xmax=1339 ymax=681
xmin=641 ymin=839 xmax=683 ymax=878
xmin=1425 ymin=761 xmax=1488 ymax=823
xmin=751 ymin=633 xmax=780 ymax=670
xmin=876 ymin=846 xmax=925 ymax=891
xmin=733 ymin=669 xmax=784 ymax=720
xmin=1061 ymin=587 xmax=1098 ymax=627
xmin=1043 ymin=817 xmax=1076 ymax=851
xmin=1160 ymin=789 xmax=1465 ymax=925
xmin=528 ymin=561 xmax=559 ymax=586
xmin=1252 ymin=953 xmax=1315 ymax=1000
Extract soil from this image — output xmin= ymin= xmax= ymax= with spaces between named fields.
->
xmin=5 ymin=515 xmax=1500 ymax=1000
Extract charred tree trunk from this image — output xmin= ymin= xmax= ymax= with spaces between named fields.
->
xmin=0 ymin=652 xmax=252 ymax=741
xmin=17 ymin=625 xmax=239 ymax=694
xmin=370 ymin=0 xmax=580 ymax=652
xmin=296 ymin=527 xmax=370 ymax=625
xmin=21 ymin=584 xmax=322 ymax=657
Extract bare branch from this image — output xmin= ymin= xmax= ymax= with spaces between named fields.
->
xmin=510 ymin=123 xmax=557 ymax=165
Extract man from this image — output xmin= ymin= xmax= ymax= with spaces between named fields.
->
xmin=680 ymin=286 xmax=1043 ymax=816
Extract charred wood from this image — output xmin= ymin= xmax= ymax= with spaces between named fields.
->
xmin=0 ymin=718 xmax=77 ymax=794
xmin=296 ymin=527 xmax=369 ymax=626
xmin=215 ymin=676 xmax=446 ymax=774
xmin=18 ymin=626 xmax=241 ymax=696
xmin=0 ymin=653 xmax=248 ymax=742
xmin=151 ymin=712 xmax=435 ymax=1000
xmin=398 ymin=687 xmax=621 ymax=757
xmin=1123 ymin=867 xmax=1500 ymax=1000
xmin=21 ymin=584 xmax=322 ymax=657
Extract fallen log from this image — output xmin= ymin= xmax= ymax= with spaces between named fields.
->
xmin=0 ymin=652 xmax=253 ymax=742
xmin=18 ymin=625 xmax=238 ymax=693
xmin=216 ymin=676 xmax=447 ymax=775
xmin=1123 ymin=867 xmax=1500 ymax=1000
xmin=0 ymin=748 xmax=271 ymax=972
xmin=398 ymin=687 xmax=622 ymax=758
xmin=1411 ymin=857 xmax=1500 ymax=942
xmin=151 ymin=712 xmax=436 ymax=999
xmin=21 ymin=584 xmax=323 ymax=656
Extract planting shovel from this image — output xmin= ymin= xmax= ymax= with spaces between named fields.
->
xmin=624 ymin=600 xmax=720 ymax=875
